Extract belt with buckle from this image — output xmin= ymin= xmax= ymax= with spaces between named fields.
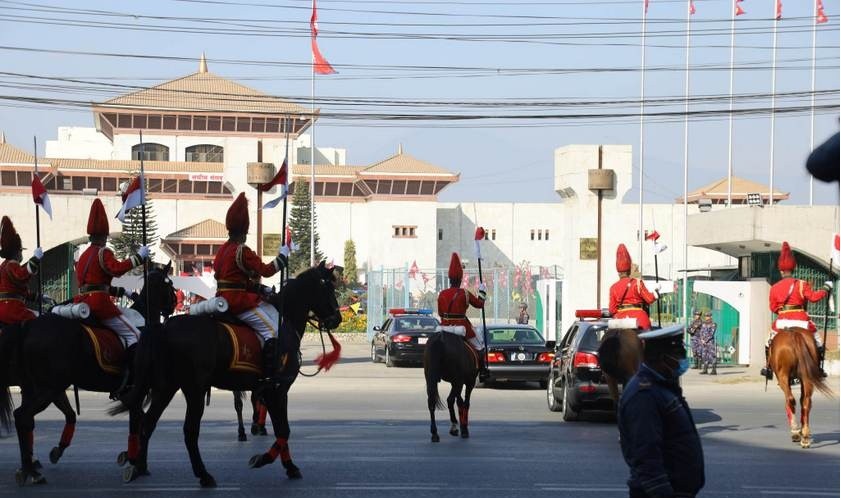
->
xmin=440 ymin=313 xmax=466 ymax=319
xmin=617 ymin=306 xmax=642 ymax=311
xmin=217 ymin=282 xmax=247 ymax=291
xmin=80 ymin=284 xmax=109 ymax=294
xmin=0 ymin=292 xmax=24 ymax=302
xmin=779 ymin=306 xmax=805 ymax=313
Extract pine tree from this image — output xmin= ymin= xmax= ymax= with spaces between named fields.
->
xmin=288 ymin=181 xmax=323 ymax=275
xmin=111 ymin=176 xmax=158 ymax=270
xmin=343 ymin=239 xmax=359 ymax=285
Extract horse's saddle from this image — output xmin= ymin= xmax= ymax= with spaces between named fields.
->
xmin=214 ymin=320 xmax=262 ymax=375
xmin=81 ymin=324 xmax=125 ymax=375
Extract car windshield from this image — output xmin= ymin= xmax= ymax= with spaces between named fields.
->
xmin=392 ymin=317 xmax=438 ymax=332
xmin=487 ymin=327 xmax=544 ymax=344
xmin=578 ymin=325 xmax=609 ymax=350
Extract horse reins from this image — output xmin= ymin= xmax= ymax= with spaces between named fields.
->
xmin=296 ymin=317 xmax=330 ymax=377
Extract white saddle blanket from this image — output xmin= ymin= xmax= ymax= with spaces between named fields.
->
xmin=775 ymin=319 xmax=811 ymax=330
xmin=436 ymin=325 xmax=466 ymax=337
xmin=608 ymin=318 xmax=638 ymax=330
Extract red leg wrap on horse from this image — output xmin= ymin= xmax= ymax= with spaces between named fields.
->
xmin=60 ymin=423 xmax=76 ymax=448
xmin=127 ymin=434 xmax=140 ymax=460
xmin=267 ymin=438 xmax=290 ymax=462
xmin=459 ymin=407 xmax=469 ymax=426
xmin=258 ymin=404 xmax=268 ymax=425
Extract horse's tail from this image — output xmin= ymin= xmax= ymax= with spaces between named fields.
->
xmin=108 ymin=320 xmax=164 ymax=416
xmin=792 ymin=332 xmax=834 ymax=398
xmin=0 ymin=322 xmax=24 ymax=431
xmin=597 ymin=332 xmax=625 ymax=382
xmin=424 ymin=335 xmax=445 ymax=411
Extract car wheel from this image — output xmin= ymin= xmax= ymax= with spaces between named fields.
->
xmin=371 ymin=343 xmax=379 ymax=363
xmin=560 ymin=378 xmax=580 ymax=422
xmin=385 ymin=347 xmax=394 ymax=367
xmin=546 ymin=372 xmax=562 ymax=412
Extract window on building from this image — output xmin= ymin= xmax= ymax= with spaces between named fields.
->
xmin=62 ymin=177 xmax=72 ymax=190
xmin=438 ymin=228 xmax=443 ymax=241
xmin=185 ymin=144 xmax=223 ymax=163
xmin=545 ymin=229 xmax=549 ymax=241
xmin=491 ymin=229 xmax=496 ymax=241
xmin=103 ymin=177 xmax=117 ymax=192
xmin=132 ymin=143 xmax=170 ymax=162
xmin=530 ymin=229 xmax=535 ymax=241
xmin=393 ymin=225 xmax=418 ymax=239
xmin=0 ymin=171 xmax=15 ymax=186
xmin=538 ymin=230 xmax=542 ymax=241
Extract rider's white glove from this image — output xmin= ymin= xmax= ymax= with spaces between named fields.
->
xmin=478 ymin=282 xmax=487 ymax=293
xmin=33 ymin=247 xmax=43 ymax=260
xmin=823 ymin=280 xmax=834 ymax=292
xmin=279 ymin=245 xmax=291 ymax=258
xmin=138 ymin=245 xmax=150 ymax=259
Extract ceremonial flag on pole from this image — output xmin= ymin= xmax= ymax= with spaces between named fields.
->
xmin=817 ymin=0 xmax=828 ymax=23
xmin=689 ymin=0 xmax=696 ymax=15
xmin=645 ymin=230 xmax=660 ymax=242
xmin=474 ymin=226 xmax=485 ymax=259
xmin=735 ymin=0 xmax=745 ymax=16
xmin=644 ymin=0 xmax=649 ymax=15
xmin=116 ymin=175 xmax=144 ymax=222
xmin=311 ymin=0 xmax=336 ymax=75
xmin=260 ymin=159 xmax=288 ymax=209
xmin=284 ymin=226 xmax=299 ymax=253
xmin=31 ymin=175 xmax=52 ymax=219
xmin=775 ymin=0 xmax=782 ymax=20
xmin=832 ymin=233 xmax=840 ymax=263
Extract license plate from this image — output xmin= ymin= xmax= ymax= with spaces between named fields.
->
xmin=418 ymin=337 xmax=428 ymax=345
xmin=511 ymin=352 xmax=529 ymax=361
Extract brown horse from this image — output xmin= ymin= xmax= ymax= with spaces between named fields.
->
xmin=597 ymin=328 xmax=643 ymax=407
xmin=423 ymin=331 xmax=479 ymax=442
xmin=768 ymin=327 xmax=834 ymax=448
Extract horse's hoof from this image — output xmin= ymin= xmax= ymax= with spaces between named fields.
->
xmin=32 ymin=472 xmax=46 ymax=485
xmin=285 ymin=466 xmax=303 ymax=480
xmin=237 ymin=432 xmax=248 ymax=442
xmin=49 ymin=447 xmax=63 ymax=465
xmin=801 ymin=439 xmax=812 ymax=449
xmin=250 ymin=423 xmax=261 ymax=436
xmin=449 ymin=428 xmax=459 ymax=437
xmin=32 ymin=459 xmax=42 ymax=470
xmin=460 ymin=429 xmax=470 ymax=439
xmin=249 ymin=453 xmax=271 ymax=469
xmin=431 ymin=434 xmax=440 ymax=443
xmin=199 ymin=474 xmax=217 ymax=488
xmin=791 ymin=433 xmax=802 ymax=443
xmin=116 ymin=451 xmax=129 ymax=467
xmin=123 ymin=465 xmax=147 ymax=483
xmin=258 ymin=426 xmax=268 ymax=436
xmin=16 ymin=468 xmax=47 ymax=486
xmin=14 ymin=469 xmax=26 ymax=487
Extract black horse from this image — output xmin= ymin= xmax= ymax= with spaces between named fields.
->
xmin=423 ymin=331 xmax=479 ymax=442
xmin=0 ymin=264 xmax=176 ymax=486
xmin=111 ymin=262 xmax=342 ymax=487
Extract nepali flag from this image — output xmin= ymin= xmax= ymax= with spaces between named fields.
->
xmin=817 ymin=0 xmax=828 ymax=24
xmin=31 ymin=174 xmax=52 ymax=219
xmin=474 ymin=226 xmax=486 ymax=259
xmin=689 ymin=0 xmax=695 ymax=15
xmin=645 ymin=230 xmax=660 ymax=242
xmin=735 ymin=0 xmax=745 ymax=16
xmin=311 ymin=0 xmax=337 ymax=75
xmin=775 ymin=0 xmax=782 ymax=20
xmin=261 ymin=159 xmax=288 ymax=209
xmin=116 ymin=175 xmax=144 ymax=223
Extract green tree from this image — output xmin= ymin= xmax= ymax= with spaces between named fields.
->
xmin=288 ymin=181 xmax=323 ymax=275
xmin=111 ymin=176 xmax=158 ymax=270
xmin=343 ymin=239 xmax=359 ymax=286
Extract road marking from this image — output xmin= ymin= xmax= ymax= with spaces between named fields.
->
xmin=539 ymin=487 xmax=625 ymax=493
xmin=335 ymin=486 xmax=441 ymax=491
xmin=759 ymin=492 xmax=837 ymax=496
xmin=0 ymin=487 xmax=241 ymax=493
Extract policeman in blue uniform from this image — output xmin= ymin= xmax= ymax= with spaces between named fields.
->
xmin=618 ymin=325 xmax=705 ymax=498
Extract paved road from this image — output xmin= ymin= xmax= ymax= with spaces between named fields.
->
xmin=0 ymin=343 xmax=837 ymax=497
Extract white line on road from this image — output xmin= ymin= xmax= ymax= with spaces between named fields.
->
xmin=335 ymin=486 xmax=441 ymax=491
xmin=759 ymin=492 xmax=838 ymax=496
xmin=0 ymin=487 xmax=241 ymax=493
xmin=539 ymin=488 xmax=626 ymax=493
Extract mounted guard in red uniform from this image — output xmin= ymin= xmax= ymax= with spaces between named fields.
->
xmin=437 ymin=252 xmax=487 ymax=351
xmin=0 ymin=216 xmax=42 ymax=325
xmin=761 ymin=241 xmax=832 ymax=379
xmin=609 ymin=244 xmax=658 ymax=331
xmin=213 ymin=192 xmax=289 ymax=380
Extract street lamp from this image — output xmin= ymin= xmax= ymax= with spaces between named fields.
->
xmin=747 ymin=192 xmax=763 ymax=207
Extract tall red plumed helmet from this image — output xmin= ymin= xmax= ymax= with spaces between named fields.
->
xmin=0 ymin=216 xmax=22 ymax=255
xmin=86 ymin=198 xmax=110 ymax=237
xmin=448 ymin=252 xmax=463 ymax=281
xmin=778 ymin=241 xmax=796 ymax=272
xmin=225 ymin=192 xmax=250 ymax=235
xmin=616 ymin=243 xmax=632 ymax=273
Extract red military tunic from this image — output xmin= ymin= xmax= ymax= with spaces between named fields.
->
xmin=770 ymin=277 xmax=827 ymax=333
xmin=0 ymin=259 xmax=36 ymax=325
xmin=437 ymin=287 xmax=485 ymax=340
xmin=212 ymin=241 xmax=282 ymax=315
xmin=74 ymin=244 xmax=139 ymax=320
xmin=609 ymin=277 xmax=657 ymax=331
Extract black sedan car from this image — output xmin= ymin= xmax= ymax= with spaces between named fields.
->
xmin=370 ymin=310 xmax=439 ymax=367
xmin=479 ymin=324 xmax=554 ymax=388
xmin=546 ymin=311 xmax=616 ymax=421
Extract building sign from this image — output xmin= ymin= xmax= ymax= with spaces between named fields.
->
xmin=263 ymin=233 xmax=281 ymax=255
xmin=188 ymin=173 xmax=224 ymax=182
xmin=579 ymin=238 xmax=598 ymax=260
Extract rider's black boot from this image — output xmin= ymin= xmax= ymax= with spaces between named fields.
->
xmin=111 ymin=343 xmax=136 ymax=400
xmin=261 ymin=338 xmax=278 ymax=382
xmin=818 ymin=345 xmax=828 ymax=378
xmin=760 ymin=346 xmax=773 ymax=380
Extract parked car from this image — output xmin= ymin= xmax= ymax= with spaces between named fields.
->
xmin=371 ymin=309 xmax=439 ymax=367
xmin=546 ymin=309 xmax=617 ymax=421
xmin=479 ymin=324 xmax=554 ymax=388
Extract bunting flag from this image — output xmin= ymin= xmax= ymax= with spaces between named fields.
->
xmin=735 ymin=0 xmax=745 ymax=16
xmin=409 ymin=260 xmax=419 ymax=279
xmin=311 ymin=0 xmax=336 ymax=75
xmin=689 ymin=0 xmax=696 ymax=15
xmin=817 ymin=0 xmax=828 ymax=23
xmin=775 ymin=0 xmax=782 ymax=20
xmin=31 ymin=174 xmax=52 ymax=219
xmin=116 ymin=175 xmax=144 ymax=222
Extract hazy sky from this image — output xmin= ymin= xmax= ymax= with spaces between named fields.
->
xmin=0 ymin=0 xmax=838 ymax=205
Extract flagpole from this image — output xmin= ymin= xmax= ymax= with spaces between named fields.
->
xmin=768 ymin=3 xmax=779 ymax=206
xmin=139 ymin=130 xmax=149 ymax=327
xmin=282 ymin=117 xmax=289 ymax=284
xmin=33 ymin=136 xmax=42 ymax=315
xmin=310 ymin=0 xmax=316 ymax=268
xmin=726 ymin=0 xmax=736 ymax=207
xmin=809 ymin=0 xmax=818 ymax=206
xmin=638 ymin=0 xmax=648 ymax=271
xmin=682 ymin=0 xmax=692 ymax=327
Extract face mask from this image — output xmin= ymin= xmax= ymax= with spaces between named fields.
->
xmin=666 ymin=355 xmax=690 ymax=377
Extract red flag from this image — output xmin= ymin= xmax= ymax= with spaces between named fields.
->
xmin=31 ymin=174 xmax=52 ymax=219
xmin=409 ymin=260 xmax=419 ymax=279
xmin=689 ymin=0 xmax=696 ymax=15
xmin=817 ymin=0 xmax=828 ymax=23
xmin=831 ymin=233 xmax=840 ymax=262
xmin=116 ymin=175 xmax=144 ymax=222
xmin=311 ymin=0 xmax=336 ymax=75
xmin=645 ymin=230 xmax=660 ymax=241
xmin=735 ymin=0 xmax=745 ymax=16
xmin=775 ymin=0 xmax=782 ymax=20
xmin=258 ymin=160 xmax=287 ymax=192
xmin=644 ymin=0 xmax=649 ymax=15
xmin=474 ymin=226 xmax=485 ymax=259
